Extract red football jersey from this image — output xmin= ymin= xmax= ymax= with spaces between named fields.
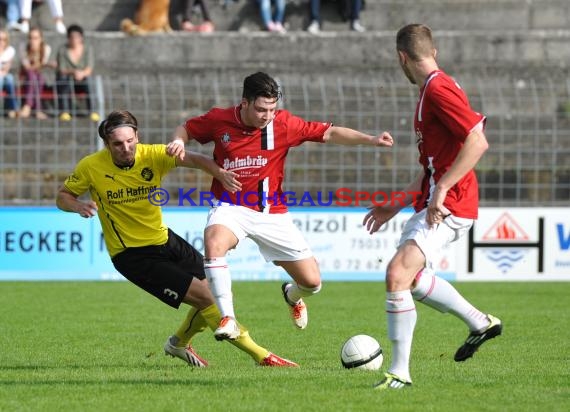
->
xmin=413 ymin=70 xmax=486 ymax=219
xmin=185 ymin=106 xmax=331 ymax=213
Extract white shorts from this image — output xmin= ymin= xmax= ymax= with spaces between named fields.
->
xmin=206 ymin=202 xmax=313 ymax=262
xmin=398 ymin=209 xmax=473 ymax=270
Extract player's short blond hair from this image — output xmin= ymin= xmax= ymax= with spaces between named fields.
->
xmin=396 ymin=24 xmax=435 ymax=62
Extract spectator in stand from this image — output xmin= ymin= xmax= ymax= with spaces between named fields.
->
xmin=19 ymin=27 xmax=55 ymax=119
xmin=56 ymin=24 xmax=99 ymax=122
xmin=341 ymin=0 xmax=365 ymax=32
xmin=179 ymin=0 xmax=215 ymax=33
xmin=258 ymin=0 xmax=286 ymax=33
xmin=19 ymin=0 xmax=66 ymax=34
xmin=307 ymin=0 xmax=365 ymax=34
xmin=0 ymin=29 xmax=18 ymax=118
xmin=2 ymin=0 xmax=23 ymax=31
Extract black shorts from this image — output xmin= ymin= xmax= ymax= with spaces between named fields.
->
xmin=111 ymin=229 xmax=205 ymax=308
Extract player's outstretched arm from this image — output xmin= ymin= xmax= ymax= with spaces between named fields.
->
xmin=176 ymin=151 xmax=242 ymax=193
xmin=56 ymin=187 xmax=98 ymax=218
xmin=323 ymin=126 xmax=394 ymax=147
xmin=166 ymin=125 xmax=191 ymax=161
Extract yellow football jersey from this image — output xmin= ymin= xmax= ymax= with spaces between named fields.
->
xmin=63 ymin=144 xmax=176 ymax=257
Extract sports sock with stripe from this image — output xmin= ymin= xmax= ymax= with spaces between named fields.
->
xmin=285 ymin=282 xmax=321 ymax=304
xmin=386 ymin=290 xmax=416 ymax=382
xmin=411 ymin=269 xmax=489 ymax=332
xmin=204 ymin=257 xmax=235 ymax=318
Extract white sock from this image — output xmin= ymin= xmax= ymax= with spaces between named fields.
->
xmin=204 ymin=257 xmax=235 ymax=318
xmin=285 ymin=282 xmax=321 ymax=304
xmin=386 ymin=290 xmax=416 ymax=382
xmin=411 ymin=269 xmax=489 ymax=332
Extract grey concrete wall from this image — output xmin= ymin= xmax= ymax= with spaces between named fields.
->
xmin=8 ymin=29 xmax=568 ymax=77
xmin=2 ymin=1 xmax=569 ymax=76
xmin=3 ymin=0 xmax=570 ymax=33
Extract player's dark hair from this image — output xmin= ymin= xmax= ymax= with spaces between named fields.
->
xmin=67 ymin=24 xmax=84 ymax=38
xmin=98 ymin=110 xmax=138 ymax=141
xmin=242 ymin=72 xmax=281 ymax=103
xmin=396 ymin=24 xmax=435 ymax=62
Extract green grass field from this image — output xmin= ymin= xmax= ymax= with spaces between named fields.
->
xmin=1 ymin=281 xmax=568 ymax=412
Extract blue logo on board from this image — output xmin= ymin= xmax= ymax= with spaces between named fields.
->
xmin=556 ymin=224 xmax=570 ymax=250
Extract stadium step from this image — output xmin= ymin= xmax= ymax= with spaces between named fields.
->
xmin=4 ymin=0 xmax=568 ymax=32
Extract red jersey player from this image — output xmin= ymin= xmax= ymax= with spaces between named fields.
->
xmin=167 ymin=72 xmax=393 ymax=345
xmin=363 ymin=24 xmax=502 ymax=390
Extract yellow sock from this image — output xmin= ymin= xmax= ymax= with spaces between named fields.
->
xmin=232 ymin=328 xmax=270 ymax=363
xmin=199 ymin=304 xmax=270 ymax=363
xmin=174 ymin=306 xmax=208 ymax=347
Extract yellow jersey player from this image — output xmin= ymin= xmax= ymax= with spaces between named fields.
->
xmin=56 ymin=109 xmax=297 ymax=367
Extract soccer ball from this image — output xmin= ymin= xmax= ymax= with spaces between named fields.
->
xmin=340 ymin=334 xmax=383 ymax=371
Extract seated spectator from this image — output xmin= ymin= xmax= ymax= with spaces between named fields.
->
xmin=2 ymin=0 xmax=23 ymax=31
xmin=179 ymin=0 xmax=215 ymax=33
xmin=307 ymin=0 xmax=365 ymax=33
xmin=339 ymin=0 xmax=365 ymax=32
xmin=19 ymin=27 xmax=55 ymax=119
xmin=258 ymin=0 xmax=286 ymax=33
xmin=0 ymin=29 xmax=18 ymax=118
xmin=19 ymin=0 xmax=66 ymax=34
xmin=56 ymin=24 xmax=99 ymax=122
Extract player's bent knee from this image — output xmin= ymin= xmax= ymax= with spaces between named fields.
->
xmin=204 ymin=225 xmax=238 ymax=257
xmin=204 ymin=241 xmax=227 ymax=257
xmin=385 ymin=269 xmax=411 ymax=292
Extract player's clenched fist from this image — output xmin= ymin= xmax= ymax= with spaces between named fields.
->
xmin=374 ymin=132 xmax=394 ymax=147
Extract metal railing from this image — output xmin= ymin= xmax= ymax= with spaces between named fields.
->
xmin=1 ymin=72 xmax=569 ymax=206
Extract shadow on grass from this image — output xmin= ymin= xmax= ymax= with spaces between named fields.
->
xmin=0 ymin=364 xmax=167 ymax=371
xmin=0 ymin=378 xmax=223 ymax=386
xmin=0 ymin=363 xmax=299 ymax=388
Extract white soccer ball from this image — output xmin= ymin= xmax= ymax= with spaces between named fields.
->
xmin=340 ymin=334 xmax=383 ymax=371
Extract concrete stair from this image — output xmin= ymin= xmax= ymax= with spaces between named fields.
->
xmin=4 ymin=29 xmax=569 ymax=78
xmin=2 ymin=0 xmax=569 ymax=32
